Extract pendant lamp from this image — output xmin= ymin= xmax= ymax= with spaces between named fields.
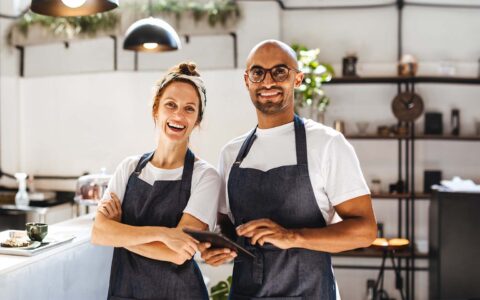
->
xmin=30 ymin=0 xmax=119 ymax=17
xmin=123 ymin=0 xmax=181 ymax=52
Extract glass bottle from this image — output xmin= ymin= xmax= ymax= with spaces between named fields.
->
xmin=15 ymin=173 xmax=30 ymax=206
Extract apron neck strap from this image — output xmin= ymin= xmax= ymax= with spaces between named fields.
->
xmin=233 ymin=114 xmax=308 ymax=167
xmin=181 ymin=149 xmax=195 ymax=193
xmin=134 ymin=149 xmax=195 ymax=189
xmin=233 ymin=128 xmax=257 ymax=166
xmin=293 ymin=115 xmax=308 ymax=166
xmin=134 ymin=151 xmax=155 ymax=174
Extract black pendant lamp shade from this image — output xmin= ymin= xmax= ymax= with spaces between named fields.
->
xmin=123 ymin=17 xmax=181 ymax=52
xmin=30 ymin=0 xmax=118 ymax=17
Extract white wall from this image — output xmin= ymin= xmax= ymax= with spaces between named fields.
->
xmin=2 ymin=1 xmax=480 ymax=299
xmin=18 ymin=70 xmax=256 ymax=190
xmin=0 ymin=1 xmax=23 ymax=187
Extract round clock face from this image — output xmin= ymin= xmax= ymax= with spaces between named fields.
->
xmin=391 ymin=92 xmax=424 ymax=122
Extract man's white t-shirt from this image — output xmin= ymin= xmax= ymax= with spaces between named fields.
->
xmin=218 ymin=118 xmax=370 ymax=225
xmin=102 ymin=155 xmax=221 ymax=230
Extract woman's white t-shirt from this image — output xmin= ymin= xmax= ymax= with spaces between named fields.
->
xmin=102 ymin=155 xmax=221 ymax=230
xmin=218 ymin=118 xmax=370 ymax=225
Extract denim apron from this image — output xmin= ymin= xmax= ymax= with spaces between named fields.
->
xmin=107 ymin=150 xmax=209 ymax=300
xmin=228 ymin=115 xmax=336 ymax=300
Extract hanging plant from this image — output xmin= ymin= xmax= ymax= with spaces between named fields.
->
xmin=149 ymin=0 xmax=241 ymax=27
xmin=7 ymin=11 xmax=120 ymax=46
xmin=292 ymin=44 xmax=334 ymax=113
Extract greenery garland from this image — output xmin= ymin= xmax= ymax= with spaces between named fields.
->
xmin=149 ymin=0 xmax=240 ymax=26
xmin=8 ymin=12 xmax=119 ymax=45
xmin=7 ymin=0 xmax=241 ymax=46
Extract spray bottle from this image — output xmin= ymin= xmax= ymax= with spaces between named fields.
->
xmin=14 ymin=173 xmax=29 ymax=206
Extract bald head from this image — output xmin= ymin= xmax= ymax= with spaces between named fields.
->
xmin=246 ymin=40 xmax=299 ymax=70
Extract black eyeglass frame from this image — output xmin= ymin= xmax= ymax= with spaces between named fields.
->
xmin=246 ymin=64 xmax=301 ymax=83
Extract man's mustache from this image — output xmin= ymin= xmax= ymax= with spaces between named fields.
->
xmin=255 ymin=87 xmax=283 ymax=94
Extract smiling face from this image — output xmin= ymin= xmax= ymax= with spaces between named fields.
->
xmin=153 ymin=81 xmax=201 ymax=143
xmin=244 ymin=42 xmax=304 ymax=115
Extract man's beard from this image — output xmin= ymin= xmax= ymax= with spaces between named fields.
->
xmin=253 ymin=98 xmax=287 ymax=114
xmin=252 ymin=87 xmax=289 ymax=114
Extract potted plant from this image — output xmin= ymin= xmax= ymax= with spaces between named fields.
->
xmin=292 ymin=44 xmax=334 ymax=124
xmin=210 ymin=276 xmax=232 ymax=300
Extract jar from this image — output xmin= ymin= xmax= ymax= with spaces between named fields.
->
xmin=74 ymin=168 xmax=111 ymax=206
xmin=371 ymin=179 xmax=382 ymax=194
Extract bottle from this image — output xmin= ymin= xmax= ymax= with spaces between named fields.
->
xmin=15 ymin=173 xmax=30 ymax=207
xmin=451 ymin=109 xmax=460 ymax=136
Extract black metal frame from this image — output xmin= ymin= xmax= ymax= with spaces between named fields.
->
xmin=242 ymin=0 xmax=480 ymax=10
xmin=133 ymin=32 xmax=238 ymax=72
xmin=374 ymin=249 xmax=406 ymax=300
xmin=15 ymin=37 xmax=119 ymax=77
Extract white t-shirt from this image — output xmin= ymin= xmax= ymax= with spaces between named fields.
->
xmin=102 ymin=155 xmax=221 ymax=230
xmin=218 ymin=118 xmax=370 ymax=225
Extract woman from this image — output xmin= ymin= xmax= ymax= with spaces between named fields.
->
xmin=91 ymin=62 xmax=221 ymax=300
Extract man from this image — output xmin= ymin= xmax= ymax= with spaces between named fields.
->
xmin=201 ymin=40 xmax=377 ymax=299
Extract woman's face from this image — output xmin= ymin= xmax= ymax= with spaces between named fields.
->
xmin=154 ymin=81 xmax=200 ymax=143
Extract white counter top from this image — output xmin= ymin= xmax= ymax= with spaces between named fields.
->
xmin=0 ymin=214 xmax=233 ymax=300
xmin=0 ymin=213 xmax=96 ymax=275
xmin=0 ymin=213 xmax=113 ymax=300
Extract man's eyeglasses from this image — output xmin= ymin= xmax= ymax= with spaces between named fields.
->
xmin=247 ymin=65 xmax=300 ymax=83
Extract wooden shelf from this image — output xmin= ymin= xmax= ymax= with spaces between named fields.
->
xmin=333 ymin=247 xmax=429 ymax=259
xmin=416 ymin=135 xmax=480 ymax=141
xmin=346 ymin=134 xmax=406 ymax=140
xmin=371 ymin=193 xmax=431 ymax=200
xmin=325 ymin=76 xmax=480 ymax=85
xmin=346 ymin=134 xmax=480 ymax=141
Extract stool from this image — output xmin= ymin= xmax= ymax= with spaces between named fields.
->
xmin=371 ymin=238 xmax=409 ymax=300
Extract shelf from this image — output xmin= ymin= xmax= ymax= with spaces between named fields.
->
xmin=416 ymin=135 xmax=480 ymax=141
xmin=325 ymin=76 xmax=480 ymax=85
xmin=346 ymin=134 xmax=480 ymax=141
xmin=333 ymin=247 xmax=429 ymax=259
xmin=371 ymin=193 xmax=431 ymax=200
xmin=346 ymin=134 xmax=406 ymax=140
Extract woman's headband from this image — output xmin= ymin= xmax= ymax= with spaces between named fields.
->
xmin=156 ymin=73 xmax=207 ymax=113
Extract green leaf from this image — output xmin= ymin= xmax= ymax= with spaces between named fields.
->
xmin=291 ymin=43 xmax=333 ymax=112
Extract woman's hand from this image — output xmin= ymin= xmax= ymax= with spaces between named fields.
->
xmin=97 ymin=192 xmax=122 ymax=222
xmin=159 ymin=227 xmax=199 ymax=260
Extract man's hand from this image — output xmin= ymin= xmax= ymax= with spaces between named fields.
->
xmin=97 ymin=192 xmax=122 ymax=222
xmin=236 ymin=218 xmax=297 ymax=249
xmin=198 ymin=243 xmax=237 ymax=266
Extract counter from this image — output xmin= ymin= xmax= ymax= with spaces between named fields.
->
xmin=0 ymin=214 xmax=233 ymax=300
xmin=0 ymin=214 xmax=113 ymax=300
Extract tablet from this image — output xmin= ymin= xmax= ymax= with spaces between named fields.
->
xmin=183 ymin=228 xmax=255 ymax=259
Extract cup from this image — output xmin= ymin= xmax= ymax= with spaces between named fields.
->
xmin=356 ymin=122 xmax=369 ymax=135
xmin=26 ymin=223 xmax=48 ymax=242
xmin=333 ymin=120 xmax=345 ymax=134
